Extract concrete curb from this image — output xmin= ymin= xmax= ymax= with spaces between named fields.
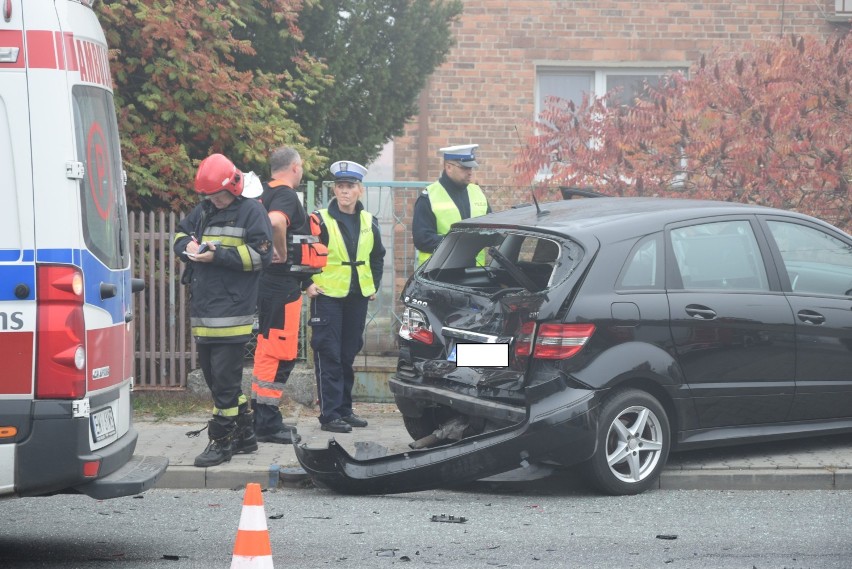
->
xmin=153 ymin=464 xmax=852 ymax=492
xmin=659 ymin=468 xmax=852 ymax=491
xmin=136 ymin=413 xmax=852 ymax=493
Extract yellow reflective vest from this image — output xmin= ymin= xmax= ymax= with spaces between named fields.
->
xmin=416 ymin=181 xmax=488 ymax=266
xmin=311 ymin=209 xmax=376 ymax=298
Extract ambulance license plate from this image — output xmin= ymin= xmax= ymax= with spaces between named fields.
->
xmin=91 ymin=408 xmax=116 ymax=442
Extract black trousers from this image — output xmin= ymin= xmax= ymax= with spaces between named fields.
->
xmin=197 ymin=342 xmax=246 ymax=421
xmin=309 ymin=294 xmax=369 ymax=424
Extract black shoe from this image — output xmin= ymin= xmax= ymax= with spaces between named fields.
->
xmin=257 ymin=427 xmax=301 ymax=444
xmin=194 ymin=439 xmax=233 ymax=467
xmin=194 ymin=420 xmax=236 ymax=467
xmin=320 ymin=419 xmax=352 ymax=433
xmin=342 ymin=414 xmax=368 ymax=427
xmin=234 ymin=409 xmax=258 ymax=454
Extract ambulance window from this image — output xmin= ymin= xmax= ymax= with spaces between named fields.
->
xmin=72 ymin=86 xmax=129 ymax=269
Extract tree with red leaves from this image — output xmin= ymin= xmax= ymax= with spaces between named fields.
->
xmin=98 ymin=0 xmax=326 ymax=210
xmin=516 ymin=34 xmax=851 ymax=232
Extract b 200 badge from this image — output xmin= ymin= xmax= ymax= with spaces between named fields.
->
xmin=404 ymin=296 xmax=428 ymax=308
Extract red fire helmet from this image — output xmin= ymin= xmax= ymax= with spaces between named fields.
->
xmin=194 ymin=153 xmax=244 ymax=197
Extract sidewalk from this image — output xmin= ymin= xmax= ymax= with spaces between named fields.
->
xmin=135 ymin=405 xmax=852 ymax=492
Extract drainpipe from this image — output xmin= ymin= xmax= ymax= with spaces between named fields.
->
xmin=417 ymin=80 xmax=431 ymax=180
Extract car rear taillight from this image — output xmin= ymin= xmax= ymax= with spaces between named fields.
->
xmin=515 ymin=322 xmax=595 ymax=360
xmin=399 ymin=307 xmax=434 ymax=345
xmin=36 ymin=265 xmax=86 ymax=399
xmin=514 ymin=321 xmax=535 ymax=357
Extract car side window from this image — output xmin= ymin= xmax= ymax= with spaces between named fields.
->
xmin=670 ymin=220 xmax=769 ymax=291
xmin=618 ymin=234 xmax=662 ymax=289
xmin=765 ymin=221 xmax=852 ymax=297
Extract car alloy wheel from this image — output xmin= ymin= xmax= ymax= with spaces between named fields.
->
xmin=606 ymin=404 xmax=664 ymax=483
xmin=585 ymin=389 xmax=670 ymax=495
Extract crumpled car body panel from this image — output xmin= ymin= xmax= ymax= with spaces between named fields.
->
xmin=294 ymin=378 xmax=600 ymax=495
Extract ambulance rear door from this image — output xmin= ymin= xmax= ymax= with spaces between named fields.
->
xmin=42 ymin=0 xmax=133 ymax=443
xmin=0 ymin=0 xmax=37 ymax=494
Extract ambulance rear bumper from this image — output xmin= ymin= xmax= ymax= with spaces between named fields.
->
xmin=74 ymin=452 xmax=169 ymax=500
xmin=6 ymin=399 xmax=168 ymax=498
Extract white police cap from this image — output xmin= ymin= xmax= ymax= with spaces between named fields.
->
xmin=329 ymin=160 xmax=368 ymax=182
xmin=440 ymin=144 xmax=479 ymax=168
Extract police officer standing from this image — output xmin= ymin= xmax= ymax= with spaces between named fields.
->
xmin=250 ymin=147 xmax=319 ymax=445
xmin=174 ymin=154 xmax=273 ymax=467
xmin=305 ymin=161 xmax=385 ymax=433
xmin=412 ymin=144 xmax=491 ymax=266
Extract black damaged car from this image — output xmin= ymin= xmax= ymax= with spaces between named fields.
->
xmin=295 ymin=197 xmax=852 ymax=495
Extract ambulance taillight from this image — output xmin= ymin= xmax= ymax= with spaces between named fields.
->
xmin=36 ymin=265 xmax=86 ymax=399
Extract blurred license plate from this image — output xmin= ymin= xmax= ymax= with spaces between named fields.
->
xmin=447 ymin=345 xmax=457 ymax=362
xmin=91 ymin=408 xmax=116 ymax=442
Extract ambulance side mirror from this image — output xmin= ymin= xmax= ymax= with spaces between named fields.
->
xmin=132 ymin=278 xmax=146 ymax=293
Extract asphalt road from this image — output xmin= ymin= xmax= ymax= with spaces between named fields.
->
xmin=2 ymin=483 xmax=851 ymax=568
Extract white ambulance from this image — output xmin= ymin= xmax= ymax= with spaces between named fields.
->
xmin=0 ymin=0 xmax=167 ymax=498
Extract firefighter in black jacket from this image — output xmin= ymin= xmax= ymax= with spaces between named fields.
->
xmin=174 ymin=154 xmax=273 ymax=467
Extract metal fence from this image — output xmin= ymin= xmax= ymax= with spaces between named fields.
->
xmin=130 ymin=185 xmax=849 ymax=389
xmin=131 ymin=210 xmax=192 ymax=389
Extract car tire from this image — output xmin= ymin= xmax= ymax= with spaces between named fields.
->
xmin=583 ymin=389 xmax=670 ymax=496
xmin=402 ymin=412 xmax=440 ymax=441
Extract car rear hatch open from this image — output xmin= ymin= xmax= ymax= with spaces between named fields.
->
xmin=395 ymin=228 xmax=587 ymax=417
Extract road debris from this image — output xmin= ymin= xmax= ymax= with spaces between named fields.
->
xmin=431 ymin=514 xmax=467 ymax=523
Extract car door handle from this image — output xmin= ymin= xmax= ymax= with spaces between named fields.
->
xmin=797 ymin=310 xmax=825 ymax=325
xmin=685 ymin=305 xmax=717 ymax=320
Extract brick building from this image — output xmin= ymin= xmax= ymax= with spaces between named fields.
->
xmin=377 ymin=2 xmax=851 ymax=355
xmin=393 ymin=0 xmax=851 ymax=190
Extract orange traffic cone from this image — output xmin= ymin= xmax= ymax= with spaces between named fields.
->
xmin=231 ymin=483 xmax=274 ymax=569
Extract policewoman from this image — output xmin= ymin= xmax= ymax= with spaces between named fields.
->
xmin=412 ymin=144 xmax=491 ymax=266
xmin=174 ymin=154 xmax=273 ymax=467
xmin=305 ymin=161 xmax=386 ymax=433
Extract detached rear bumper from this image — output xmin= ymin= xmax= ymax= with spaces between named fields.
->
xmin=295 ymin=378 xmax=600 ymax=494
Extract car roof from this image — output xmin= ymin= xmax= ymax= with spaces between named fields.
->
xmin=455 ymin=197 xmax=820 ymax=242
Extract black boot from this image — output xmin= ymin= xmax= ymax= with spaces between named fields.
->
xmin=234 ymin=406 xmax=258 ymax=455
xmin=194 ymin=419 xmax=237 ymax=467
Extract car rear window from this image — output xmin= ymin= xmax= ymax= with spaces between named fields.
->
xmin=421 ymin=229 xmax=580 ymax=294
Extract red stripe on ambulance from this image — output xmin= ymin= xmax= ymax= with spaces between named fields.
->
xmin=25 ymin=30 xmax=56 ymax=68
xmin=0 ymin=331 xmax=34 ymax=395
xmin=63 ymin=32 xmax=78 ymax=72
xmin=6 ymin=29 xmax=111 ymax=88
xmin=0 ymin=29 xmax=24 ymax=68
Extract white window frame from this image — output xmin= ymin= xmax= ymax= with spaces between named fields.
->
xmin=533 ymin=63 xmax=688 ymax=182
xmin=535 ymin=62 xmax=688 ymax=118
